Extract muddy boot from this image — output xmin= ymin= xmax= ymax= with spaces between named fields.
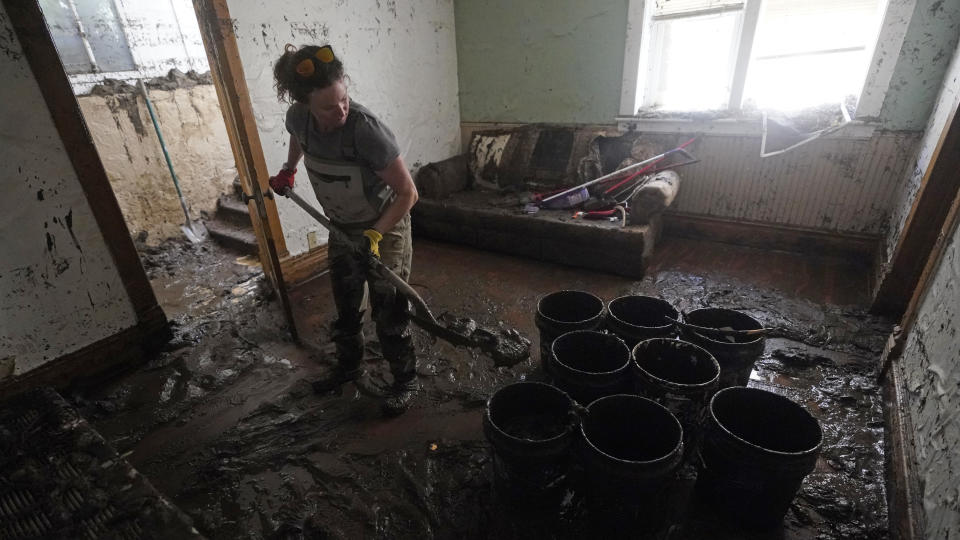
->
xmin=314 ymin=327 xmax=364 ymax=394
xmin=381 ymin=378 xmax=421 ymax=417
xmin=311 ymin=366 xmax=365 ymax=394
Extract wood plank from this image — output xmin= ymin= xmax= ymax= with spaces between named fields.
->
xmin=873 ymin=99 xmax=960 ymax=317
xmin=4 ymin=0 xmax=162 ymax=324
xmin=281 ymin=245 xmax=330 ymax=287
xmin=877 ymin=160 xmax=960 ymax=381
xmin=881 ymin=350 xmax=926 ymax=540
xmin=192 ymin=0 xmax=299 ymax=342
xmin=191 ymin=0 xmax=287 ymax=260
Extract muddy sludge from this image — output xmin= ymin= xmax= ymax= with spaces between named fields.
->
xmin=67 ymin=240 xmax=893 ymax=540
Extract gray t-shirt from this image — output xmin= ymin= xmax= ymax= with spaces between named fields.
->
xmin=285 ymin=101 xmax=400 ymax=171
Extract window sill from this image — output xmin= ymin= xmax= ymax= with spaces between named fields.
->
xmin=616 ymin=116 xmax=880 ymax=140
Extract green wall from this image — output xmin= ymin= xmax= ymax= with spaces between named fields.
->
xmin=455 ymin=0 xmax=629 ymax=124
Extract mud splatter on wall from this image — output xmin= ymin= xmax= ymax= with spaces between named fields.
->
xmin=879 ymin=13 xmax=960 ymax=536
xmin=867 ymin=0 xmax=960 ymax=130
xmin=227 ymin=0 xmax=461 ymax=257
xmin=77 ymin=83 xmax=237 ymax=244
xmin=898 ymin=213 xmax=960 ymax=538
xmin=879 ymin=37 xmax=960 ymax=289
xmin=654 ymin=130 xmax=921 ymax=235
xmin=0 ymin=5 xmax=136 ymax=376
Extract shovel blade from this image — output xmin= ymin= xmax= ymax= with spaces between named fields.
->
xmin=181 ymin=221 xmax=208 ymax=243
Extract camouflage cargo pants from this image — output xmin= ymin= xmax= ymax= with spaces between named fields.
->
xmin=327 ymin=214 xmax=415 ymax=383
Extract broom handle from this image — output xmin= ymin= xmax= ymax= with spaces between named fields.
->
xmin=540 ymin=137 xmax=696 ymax=204
xmin=139 ymin=80 xmax=194 ymax=228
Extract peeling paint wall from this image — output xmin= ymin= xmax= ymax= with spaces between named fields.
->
xmin=898 ymin=215 xmax=960 ymax=538
xmin=77 ymin=85 xmax=237 ymax=244
xmin=455 ymin=0 xmax=629 ymax=124
xmin=0 ymin=5 xmax=136 ymax=376
xmin=879 ymin=36 xmax=960 ymax=287
xmin=859 ymin=0 xmax=960 ymax=130
xmin=885 ymin=26 xmax=960 ymax=536
xmin=227 ymin=0 xmax=462 ymax=256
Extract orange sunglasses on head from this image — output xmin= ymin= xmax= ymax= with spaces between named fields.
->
xmin=295 ymin=45 xmax=335 ymax=78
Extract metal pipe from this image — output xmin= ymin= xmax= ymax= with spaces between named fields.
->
xmin=66 ymin=0 xmax=98 ymax=72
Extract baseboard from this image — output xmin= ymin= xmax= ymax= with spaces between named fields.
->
xmin=883 ymin=359 xmax=925 ymax=539
xmin=280 ymin=245 xmax=329 ymax=287
xmin=662 ymin=212 xmax=879 ymax=262
xmin=0 ymin=304 xmax=171 ymax=398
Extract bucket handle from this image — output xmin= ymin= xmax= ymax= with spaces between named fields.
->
xmin=670 ymin=314 xmax=774 ymax=339
xmin=569 ymin=402 xmax=589 ymax=427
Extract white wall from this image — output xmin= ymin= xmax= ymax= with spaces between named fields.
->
xmin=898 ymin=215 xmax=960 ymax=538
xmin=883 ymin=29 xmax=960 ymax=537
xmin=226 ymin=0 xmax=462 ymax=256
xmin=0 ymin=4 xmax=137 ymax=376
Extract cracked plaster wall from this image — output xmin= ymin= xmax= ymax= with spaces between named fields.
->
xmin=77 ymin=85 xmax=237 ymax=245
xmin=454 ymin=0 xmax=629 ymax=124
xmin=879 ymin=34 xmax=960 ymax=292
xmin=0 ymin=5 xmax=136 ymax=377
xmin=227 ymin=0 xmax=462 ymax=256
xmin=898 ymin=212 xmax=960 ymax=538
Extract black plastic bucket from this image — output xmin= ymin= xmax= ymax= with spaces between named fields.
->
xmin=632 ymin=338 xmax=720 ymax=458
xmin=680 ymin=308 xmax=765 ymax=388
xmin=579 ymin=394 xmax=684 ymax=535
xmin=535 ymin=291 xmax=605 ymax=374
xmin=483 ymin=382 xmax=577 ymax=510
xmin=696 ymin=387 xmax=823 ymax=528
xmin=606 ymin=295 xmax=678 ymax=348
xmin=550 ymin=330 xmax=631 ymax=404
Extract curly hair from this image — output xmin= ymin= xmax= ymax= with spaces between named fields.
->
xmin=274 ymin=44 xmax=345 ymax=104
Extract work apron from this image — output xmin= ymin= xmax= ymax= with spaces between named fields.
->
xmin=301 ymin=151 xmax=393 ymax=226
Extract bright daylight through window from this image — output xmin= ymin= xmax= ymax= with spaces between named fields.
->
xmin=637 ymin=0 xmax=887 ymax=113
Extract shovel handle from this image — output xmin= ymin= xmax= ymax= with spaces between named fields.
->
xmin=275 ymin=188 xmax=440 ymax=326
xmin=665 ymin=316 xmax=768 ymax=339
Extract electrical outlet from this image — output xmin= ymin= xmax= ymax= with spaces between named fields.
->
xmin=307 ymin=231 xmax=319 ymax=249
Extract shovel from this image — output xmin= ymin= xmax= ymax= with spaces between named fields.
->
xmin=665 ymin=316 xmax=771 ymax=340
xmin=140 ymin=80 xmax=207 ymax=243
xmin=277 ymin=188 xmax=531 ymax=364
xmin=278 ymin=188 xmax=438 ymax=321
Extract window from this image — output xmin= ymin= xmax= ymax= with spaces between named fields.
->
xmin=634 ymin=0 xmax=887 ymax=112
xmin=40 ymin=0 xmax=136 ymax=75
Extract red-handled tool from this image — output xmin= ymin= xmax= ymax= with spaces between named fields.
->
xmin=602 ymin=137 xmax=697 ymax=195
xmin=573 ymin=206 xmax=627 ymax=223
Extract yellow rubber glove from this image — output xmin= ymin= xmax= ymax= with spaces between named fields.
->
xmin=362 ymin=229 xmax=383 ymax=258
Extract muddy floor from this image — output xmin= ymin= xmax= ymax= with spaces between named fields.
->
xmin=69 ymin=236 xmax=891 ymax=539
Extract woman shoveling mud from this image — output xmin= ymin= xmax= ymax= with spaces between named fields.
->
xmin=269 ymin=44 xmax=420 ymax=416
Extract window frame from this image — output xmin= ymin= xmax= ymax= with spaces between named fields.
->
xmin=43 ymin=0 xmax=139 ymax=76
xmin=621 ymin=0 xmax=883 ymax=118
